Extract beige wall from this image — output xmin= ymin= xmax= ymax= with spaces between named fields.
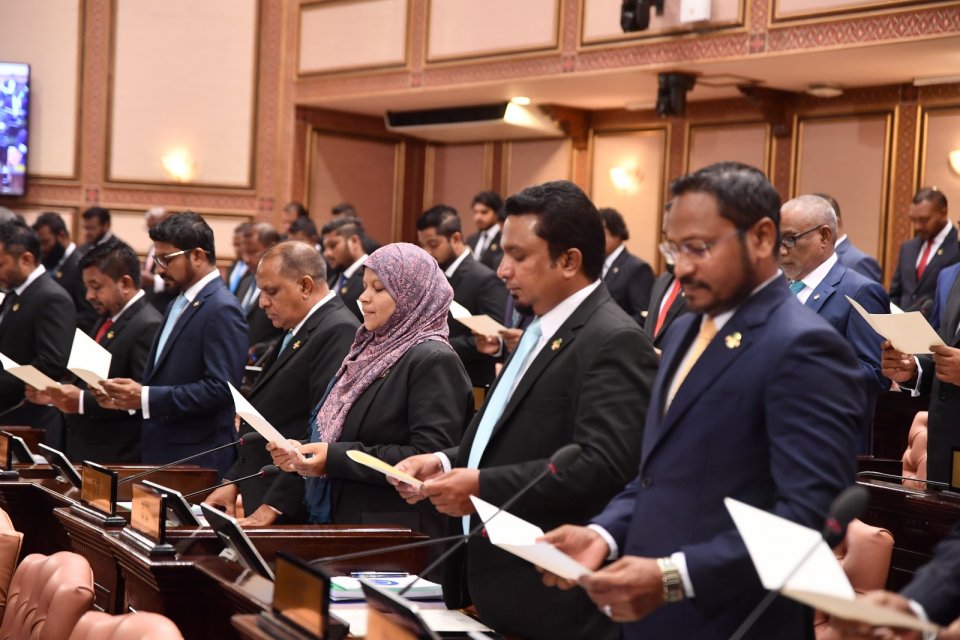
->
xmin=299 ymin=0 xmax=408 ymax=74
xmin=429 ymin=144 xmax=487 ymax=237
xmin=505 ymin=139 xmax=571 ymax=197
xmin=308 ymin=133 xmax=400 ymax=246
xmin=774 ymin=0 xmax=908 ymax=20
xmin=590 ymin=130 xmax=667 ymax=267
xmin=428 ymin=0 xmax=558 ymax=61
xmin=0 ymin=0 xmax=80 ymax=178
xmin=109 ymin=0 xmax=258 ymax=186
xmin=687 ymin=123 xmax=769 ymax=175
xmin=921 ymin=108 xmax=960 ymax=205
xmin=795 ymin=114 xmax=891 ymax=260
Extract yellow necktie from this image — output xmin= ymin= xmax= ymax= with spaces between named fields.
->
xmin=666 ymin=317 xmax=717 ymax=408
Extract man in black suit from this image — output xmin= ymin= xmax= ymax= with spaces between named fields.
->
xmin=235 ymin=222 xmax=284 ymax=363
xmin=141 ymin=207 xmax=176 ymax=314
xmin=816 ymin=193 xmax=883 ymax=283
xmin=204 ymin=241 xmax=358 ymax=526
xmin=288 ymin=217 xmax=320 ymax=252
xmin=0 ymin=220 xmax=76 ymax=445
xmin=599 ymin=207 xmax=654 ymax=323
xmin=25 ymin=239 xmax=162 ymax=463
xmin=466 ymin=191 xmax=505 ymax=272
xmin=321 ymin=217 xmax=367 ymax=323
xmin=394 ymin=181 xmax=659 ymax=640
xmin=32 ymin=212 xmax=98 ymax=333
xmin=77 ymin=207 xmax=116 ymax=256
xmin=416 ymin=205 xmax=507 ymax=389
xmin=890 ymin=187 xmax=959 ymax=316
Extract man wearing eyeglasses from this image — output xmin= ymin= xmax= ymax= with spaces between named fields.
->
xmin=539 ymin=163 xmax=863 ymax=640
xmin=779 ymin=195 xmax=890 ymax=453
xmin=100 ymin=212 xmax=247 ymax=478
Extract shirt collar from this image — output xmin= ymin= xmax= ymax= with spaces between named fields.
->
xmin=183 ymin=269 xmax=221 ymax=302
xmin=835 ymin=234 xmax=848 ymax=247
xmin=538 ymin=280 xmax=602 ymax=342
xmin=603 ymin=244 xmax=626 ymax=274
xmin=444 ymin=249 xmax=471 ymax=278
xmin=929 ymin=220 xmax=952 ymax=249
xmin=342 ymin=254 xmax=368 ymax=279
xmin=796 ymin=253 xmax=838 ymax=297
xmin=14 ymin=264 xmax=46 ymax=296
xmin=290 ymin=290 xmax=337 ymax=336
xmin=483 ymin=223 xmax=501 ymax=239
xmin=111 ymin=289 xmax=145 ymax=322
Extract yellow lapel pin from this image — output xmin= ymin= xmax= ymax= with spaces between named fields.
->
xmin=11 ymin=304 xmax=19 ymax=313
xmin=292 ymin=340 xmax=301 ymax=350
xmin=724 ymin=332 xmax=742 ymax=349
xmin=106 ymin=331 xmax=115 ymax=340
xmin=551 ymin=338 xmax=562 ymax=351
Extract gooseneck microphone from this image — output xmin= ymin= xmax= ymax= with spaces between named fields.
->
xmin=728 ymin=484 xmax=869 ymax=640
xmin=118 ymin=432 xmax=265 ymax=485
xmin=182 ymin=464 xmax=279 ymax=500
xmin=310 ymin=443 xmax=583 ymax=590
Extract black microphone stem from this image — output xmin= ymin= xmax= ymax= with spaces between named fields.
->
xmin=310 ymin=534 xmax=468 ymax=566
xmin=119 ymin=439 xmax=241 ymax=484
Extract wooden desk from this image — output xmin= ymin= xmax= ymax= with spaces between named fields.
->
xmin=0 ymin=476 xmax=77 ymax=557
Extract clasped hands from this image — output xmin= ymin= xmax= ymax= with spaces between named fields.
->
xmin=266 ymin=439 xmax=329 ymax=477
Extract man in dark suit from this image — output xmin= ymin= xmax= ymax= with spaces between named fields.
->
xmin=141 ymin=207 xmax=177 ymax=314
xmin=466 ymin=190 xmax=504 ymax=272
xmin=394 ymin=181 xmax=659 ymax=640
xmin=25 ymin=239 xmax=162 ymax=463
xmin=32 ymin=212 xmax=98 ymax=333
xmin=541 ymin=163 xmax=863 ymax=640
xmin=645 ymin=270 xmax=686 ymax=349
xmin=204 ymin=241 xmax=358 ymax=526
xmin=0 ymin=220 xmax=76 ymax=445
xmin=780 ymin=195 xmax=890 ymax=453
xmin=235 ymin=222 xmax=284 ymax=363
xmin=77 ymin=206 xmax=116 ymax=256
xmin=320 ymin=217 xmax=367 ymax=323
xmin=815 ymin=193 xmax=883 ymax=283
xmin=599 ymin=207 xmax=654 ymax=323
xmin=224 ymin=221 xmax=250 ymax=295
xmin=416 ymin=205 xmax=507 ymax=389
xmin=889 ymin=187 xmax=959 ymax=317
xmin=100 ymin=212 xmax=247 ymax=478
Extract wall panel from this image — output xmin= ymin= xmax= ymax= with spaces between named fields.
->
xmin=920 ymin=107 xmax=960 ymax=206
xmin=686 ymin=123 xmax=769 ymax=174
xmin=428 ymin=0 xmax=559 ymax=61
xmin=773 ymin=0 xmax=923 ymax=21
xmin=581 ymin=0 xmax=743 ymax=44
xmin=109 ymin=0 xmax=258 ymax=187
xmin=299 ymin=0 xmax=407 ymax=74
xmin=429 ymin=144 xmax=487 ymax=237
xmin=505 ymin=139 xmax=571 ymax=196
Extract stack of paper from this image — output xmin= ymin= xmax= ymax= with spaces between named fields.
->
xmin=847 ymin=296 xmax=942 ymax=354
xmin=228 ymin=383 xmax=295 ymax=452
xmin=449 ymin=300 xmax=507 ymax=338
xmin=330 ymin=575 xmax=442 ymax=601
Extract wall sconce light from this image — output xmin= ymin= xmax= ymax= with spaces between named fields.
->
xmin=161 ymin=149 xmax=195 ymax=183
xmin=609 ymin=165 xmax=643 ymax=193
xmin=950 ymin=150 xmax=960 ymax=176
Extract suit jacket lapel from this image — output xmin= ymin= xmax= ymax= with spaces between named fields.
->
xmin=249 ymin=302 xmax=331 ymax=394
xmin=804 ymin=262 xmax=844 ymax=314
xmin=943 ymin=272 xmax=960 ymax=344
xmin=338 ymin=373 xmax=388 ymax=443
xmin=604 ymin=250 xmax=628 ymax=284
xmin=98 ymin=297 xmax=145 ymax=349
xmin=152 ymin=280 xmax=217 ymax=371
xmin=918 ymin=227 xmax=958 ymax=289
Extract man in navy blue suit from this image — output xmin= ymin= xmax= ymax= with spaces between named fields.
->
xmin=815 ymin=193 xmax=883 ymax=284
xmin=101 ymin=212 xmax=247 ymax=478
xmin=780 ymin=195 xmax=890 ymax=453
xmin=542 ymin=163 xmax=863 ymax=639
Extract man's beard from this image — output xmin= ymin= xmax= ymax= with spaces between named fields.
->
xmin=42 ymin=243 xmax=66 ymax=270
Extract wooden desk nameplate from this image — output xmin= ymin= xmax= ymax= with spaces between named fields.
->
xmin=74 ymin=461 xmax=125 ymax=527
xmin=121 ymin=483 xmax=176 ymax=558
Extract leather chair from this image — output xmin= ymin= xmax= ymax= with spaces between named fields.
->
xmin=813 ymin=519 xmax=894 ymax=640
xmin=902 ymin=411 xmax=928 ymax=489
xmin=0 ymin=507 xmax=22 ymax=620
xmin=69 ymin=612 xmax=184 ymax=640
xmin=0 ymin=551 xmax=94 ymax=640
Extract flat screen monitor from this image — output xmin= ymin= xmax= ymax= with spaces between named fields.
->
xmin=1 ymin=431 xmax=33 ymax=464
xmin=200 ymin=503 xmax=274 ymax=581
xmin=362 ymin=580 xmax=441 ymax=640
xmin=0 ymin=62 xmax=29 ymax=197
xmin=141 ymin=480 xmax=201 ymax=527
xmin=38 ymin=443 xmax=81 ymax=488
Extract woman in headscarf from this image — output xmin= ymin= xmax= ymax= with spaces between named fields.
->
xmin=269 ymin=243 xmax=472 ymax=539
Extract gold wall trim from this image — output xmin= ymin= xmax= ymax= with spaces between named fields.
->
xmin=578 ymin=0 xmax=747 ymax=49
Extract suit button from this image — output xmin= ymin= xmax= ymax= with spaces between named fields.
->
xmin=640 ymin=476 xmax=653 ymax=488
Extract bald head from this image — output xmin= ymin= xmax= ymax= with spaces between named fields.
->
xmin=779 ymin=195 xmax=838 ymax=281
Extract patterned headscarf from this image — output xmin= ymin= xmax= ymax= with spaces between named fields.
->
xmin=314 ymin=243 xmax=453 ymax=444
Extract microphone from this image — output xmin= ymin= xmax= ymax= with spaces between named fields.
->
xmin=728 ymin=485 xmax=869 ymax=640
xmin=855 ymin=470 xmax=950 ymax=489
xmin=0 ymin=400 xmax=26 ymax=420
xmin=182 ymin=464 xmax=279 ymax=500
xmin=118 ymin=432 xmax=265 ymax=485
xmin=309 ymin=443 xmax=583 ymax=588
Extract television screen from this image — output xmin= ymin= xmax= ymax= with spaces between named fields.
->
xmin=0 ymin=62 xmax=29 ymax=197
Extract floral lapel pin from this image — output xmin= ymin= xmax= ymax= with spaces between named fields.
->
xmin=106 ymin=331 xmax=115 ymax=340
xmin=551 ymin=338 xmax=563 ymax=351
xmin=11 ymin=303 xmax=19 ymax=313
xmin=724 ymin=332 xmax=742 ymax=349
xmin=489 ymin=243 xmax=498 ymax=252
xmin=192 ymin=300 xmax=201 ymax=308
xmin=292 ymin=340 xmax=301 ymax=350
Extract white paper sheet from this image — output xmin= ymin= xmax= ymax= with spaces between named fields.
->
xmin=470 ymin=496 xmax=591 ymax=581
xmin=346 ymin=450 xmax=422 ymax=487
xmin=67 ymin=328 xmax=112 ymax=391
xmin=0 ymin=352 xmax=61 ymax=391
xmin=725 ymin=498 xmax=939 ymax=634
xmin=847 ymin=296 xmax=943 ymax=354
xmin=449 ymin=300 xmax=507 ymax=337
xmin=228 ymin=383 xmax=295 ymax=452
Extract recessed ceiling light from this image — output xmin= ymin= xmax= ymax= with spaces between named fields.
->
xmin=510 ymin=96 xmax=531 ymax=105
xmin=806 ymin=84 xmax=843 ymax=98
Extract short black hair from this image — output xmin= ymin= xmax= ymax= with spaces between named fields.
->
xmin=504 ymin=180 xmax=605 ymax=281
xmin=283 ymin=202 xmax=309 ymax=219
xmin=321 ymin=216 xmax=365 ymax=240
xmin=331 ymin=202 xmax=356 ymax=217
xmin=416 ymin=205 xmax=461 ymax=238
xmin=472 ymin=191 xmax=504 ymax=220
xmin=813 ymin=193 xmax=841 ymax=221
xmin=82 ymin=206 xmax=111 ymax=225
xmin=0 ymin=219 xmax=41 ymax=262
xmin=914 ymin=187 xmax=948 ymax=211
xmin=288 ymin=216 xmax=318 ymax=238
xmin=149 ymin=211 xmax=216 ymax=264
xmin=670 ymin=162 xmax=781 ymax=234
xmin=32 ymin=212 xmax=69 ymax=237
xmin=79 ymin=238 xmax=141 ymax=287
xmin=598 ymin=207 xmax=629 ymax=241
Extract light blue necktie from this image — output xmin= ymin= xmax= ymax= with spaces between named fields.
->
xmin=463 ymin=318 xmax=543 ymax=533
xmin=278 ymin=331 xmax=294 ymax=355
xmin=789 ymin=280 xmax=806 ymax=295
xmin=154 ymin=294 xmax=189 ymax=364
xmin=228 ymin=262 xmax=247 ymax=294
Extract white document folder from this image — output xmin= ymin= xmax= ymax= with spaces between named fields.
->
xmin=67 ymin=328 xmax=112 ymax=391
xmin=725 ymin=497 xmax=938 ymax=634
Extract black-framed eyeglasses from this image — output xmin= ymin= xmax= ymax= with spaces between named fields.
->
xmin=659 ymin=229 xmax=743 ymax=264
xmin=780 ymin=225 xmax=824 ymax=250
xmin=155 ymin=248 xmax=204 ymax=269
